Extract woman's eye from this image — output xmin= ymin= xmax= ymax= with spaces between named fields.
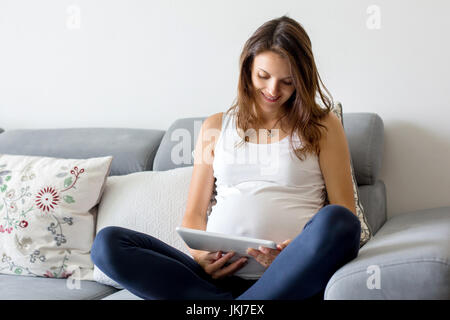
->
xmin=258 ymin=75 xmax=292 ymax=86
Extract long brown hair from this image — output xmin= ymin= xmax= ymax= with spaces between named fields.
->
xmin=226 ymin=15 xmax=334 ymax=161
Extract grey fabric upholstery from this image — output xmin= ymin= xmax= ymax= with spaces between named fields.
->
xmin=325 ymin=206 xmax=450 ymax=299
xmin=0 ymin=128 xmax=165 ymax=176
xmin=343 ymin=113 xmax=384 ymax=185
xmin=102 ymin=289 xmax=143 ymax=300
xmin=152 ymin=113 xmax=387 ymax=235
xmin=359 ymin=181 xmax=387 ymax=235
xmin=153 ymin=117 xmax=203 ymax=171
xmin=0 ymin=274 xmax=118 ymax=300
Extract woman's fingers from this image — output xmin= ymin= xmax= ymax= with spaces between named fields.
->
xmin=277 ymin=239 xmax=292 ymax=250
xmin=258 ymin=246 xmax=280 ymax=256
xmin=206 ymin=251 xmax=234 ymax=271
xmin=209 ymin=251 xmax=222 ymax=261
xmin=210 ymin=256 xmax=248 ymax=279
xmin=247 ymin=248 xmax=274 ymax=268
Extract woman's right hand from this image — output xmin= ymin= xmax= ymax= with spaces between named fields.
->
xmin=195 ymin=251 xmax=248 ymax=280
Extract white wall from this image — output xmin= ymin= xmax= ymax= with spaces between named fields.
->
xmin=0 ymin=0 xmax=449 ymax=218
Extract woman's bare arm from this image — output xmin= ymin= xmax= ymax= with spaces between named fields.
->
xmin=181 ymin=112 xmax=223 ymax=260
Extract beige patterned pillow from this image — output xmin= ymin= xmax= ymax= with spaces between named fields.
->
xmin=0 ymin=154 xmax=113 ymax=280
xmin=328 ymin=102 xmax=372 ymax=247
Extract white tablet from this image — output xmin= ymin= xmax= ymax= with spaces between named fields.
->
xmin=175 ymin=226 xmax=277 ymax=258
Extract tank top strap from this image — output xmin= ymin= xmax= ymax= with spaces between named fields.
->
xmin=217 ymin=108 xmax=239 ymax=148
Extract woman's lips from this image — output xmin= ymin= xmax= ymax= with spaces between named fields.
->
xmin=261 ymin=92 xmax=280 ymax=102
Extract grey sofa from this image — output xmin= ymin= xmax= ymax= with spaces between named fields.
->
xmin=0 ymin=113 xmax=448 ymax=300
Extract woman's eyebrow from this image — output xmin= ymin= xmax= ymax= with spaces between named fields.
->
xmin=257 ymin=67 xmax=292 ymax=79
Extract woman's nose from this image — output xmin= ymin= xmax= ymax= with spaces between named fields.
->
xmin=267 ymin=81 xmax=281 ymax=96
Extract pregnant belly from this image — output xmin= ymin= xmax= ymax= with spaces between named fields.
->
xmin=206 ymin=187 xmax=318 ymax=244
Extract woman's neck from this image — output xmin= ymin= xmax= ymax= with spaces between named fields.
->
xmin=253 ymin=103 xmax=287 ymax=125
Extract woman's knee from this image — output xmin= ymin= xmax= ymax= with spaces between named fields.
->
xmin=91 ymin=226 xmax=124 ymax=267
xmin=316 ymin=204 xmax=361 ymax=241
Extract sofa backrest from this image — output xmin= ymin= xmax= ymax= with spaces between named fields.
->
xmin=0 ymin=127 xmax=165 ymax=176
xmin=0 ymin=112 xmax=386 ymax=235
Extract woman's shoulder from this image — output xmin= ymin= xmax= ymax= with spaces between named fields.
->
xmin=319 ymin=111 xmax=342 ymax=135
xmin=202 ymin=112 xmax=224 ymax=132
xmin=317 ymin=110 xmax=345 ymax=153
xmin=200 ymin=113 xmax=224 ymax=157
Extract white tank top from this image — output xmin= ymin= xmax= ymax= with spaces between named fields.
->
xmin=206 ymin=107 xmax=327 ymax=279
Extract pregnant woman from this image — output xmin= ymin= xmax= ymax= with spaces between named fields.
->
xmin=91 ymin=15 xmax=361 ymax=300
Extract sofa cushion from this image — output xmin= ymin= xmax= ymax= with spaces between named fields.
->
xmin=0 ymin=274 xmax=118 ymax=300
xmin=0 ymin=128 xmax=165 ymax=176
xmin=0 ymin=154 xmax=112 ymax=280
xmin=102 ymin=289 xmax=143 ymax=300
xmin=324 ymin=206 xmax=450 ymax=299
xmin=342 ymin=113 xmax=384 ymax=186
xmin=153 ymin=118 xmax=203 ymax=171
xmin=358 ymin=181 xmax=387 ymax=235
xmin=93 ymin=166 xmax=194 ymax=288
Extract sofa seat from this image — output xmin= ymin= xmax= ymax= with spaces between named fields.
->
xmin=102 ymin=289 xmax=143 ymax=300
xmin=0 ymin=274 xmax=118 ymax=300
xmin=325 ymin=206 xmax=450 ymax=299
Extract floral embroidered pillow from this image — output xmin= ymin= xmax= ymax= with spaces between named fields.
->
xmin=0 ymin=154 xmax=113 ymax=280
xmin=328 ymin=102 xmax=372 ymax=247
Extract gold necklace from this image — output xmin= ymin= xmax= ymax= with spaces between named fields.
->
xmin=265 ymin=115 xmax=285 ymax=137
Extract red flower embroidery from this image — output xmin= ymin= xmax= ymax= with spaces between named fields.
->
xmin=0 ymin=225 xmax=12 ymax=233
xmin=19 ymin=220 xmax=28 ymax=228
xmin=35 ymin=186 xmax=60 ymax=213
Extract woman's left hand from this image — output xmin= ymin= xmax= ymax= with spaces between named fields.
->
xmin=246 ymin=239 xmax=291 ymax=268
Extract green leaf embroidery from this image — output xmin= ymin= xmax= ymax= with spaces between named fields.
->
xmin=14 ymin=268 xmax=22 ymax=275
xmin=63 ymin=195 xmax=75 ymax=204
xmin=5 ymin=176 xmax=11 ymax=181
xmin=0 ymin=185 xmax=6 ymax=192
xmin=64 ymin=177 xmax=72 ymax=188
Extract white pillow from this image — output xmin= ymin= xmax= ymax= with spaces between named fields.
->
xmin=93 ymin=166 xmax=194 ymax=288
xmin=0 ymin=154 xmax=113 ymax=281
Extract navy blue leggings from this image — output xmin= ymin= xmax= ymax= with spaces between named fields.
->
xmin=91 ymin=204 xmax=361 ymax=300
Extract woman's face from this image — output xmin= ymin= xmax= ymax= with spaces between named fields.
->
xmin=251 ymin=51 xmax=296 ymax=114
